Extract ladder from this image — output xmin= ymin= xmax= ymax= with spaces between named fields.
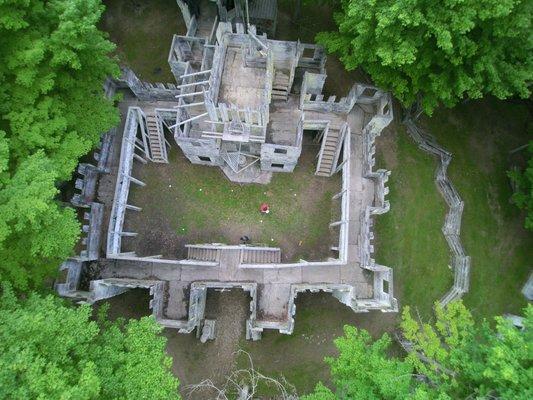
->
xmin=316 ymin=123 xmax=348 ymax=176
xmin=187 ymin=245 xmax=220 ymax=262
xmin=145 ymin=113 xmax=168 ymax=163
xmin=271 ymin=70 xmax=290 ymax=101
xmin=221 ymin=148 xmax=241 ymax=172
xmin=240 ymin=247 xmax=282 ymax=263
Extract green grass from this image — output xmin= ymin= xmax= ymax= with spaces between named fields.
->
xmin=374 ymin=126 xmax=452 ymax=318
xmin=376 ymin=98 xmax=532 ymax=320
xmin=127 ymin=145 xmax=339 ymax=261
xmin=427 ymin=99 xmax=532 ymax=318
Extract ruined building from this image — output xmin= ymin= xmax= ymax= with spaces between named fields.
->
xmin=56 ymin=2 xmax=397 ymax=342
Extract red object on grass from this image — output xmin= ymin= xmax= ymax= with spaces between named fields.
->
xmin=260 ymin=203 xmax=270 ymax=213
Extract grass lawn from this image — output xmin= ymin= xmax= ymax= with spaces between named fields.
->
xmin=375 ymin=99 xmax=532 ymax=320
xmin=427 ymin=99 xmax=532 ymax=318
xmin=374 ymin=124 xmax=452 ymax=318
xmin=100 ymin=0 xmax=186 ymax=82
xmin=124 ymin=139 xmax=340 ymax=261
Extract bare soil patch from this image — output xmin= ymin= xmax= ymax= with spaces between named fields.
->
xmin=100 ymin=289 xmax=398 ymax=398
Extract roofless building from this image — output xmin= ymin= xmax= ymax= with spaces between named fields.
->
xmin=56 ymin=1 xmax=397 ymax=341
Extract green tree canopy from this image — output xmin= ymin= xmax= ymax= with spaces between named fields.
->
xmin=0 ymin=284 xmax=180 ymax=399
xmin=508 ymin=141 xmax=533 ymax=230
xmin=316 ymin=0 xmax=532 ymax=113
xmin=303 ymin=326 xmax=425 ymax=400
xmin=0 ymin=0 xmax=120 ymax=290
xmin=304 ymin=301 xmax=533 ymax=399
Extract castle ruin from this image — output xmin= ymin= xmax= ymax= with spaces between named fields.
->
xmin=56 ymin=0 xmax=397 ymax=341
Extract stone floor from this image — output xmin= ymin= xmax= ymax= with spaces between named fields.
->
xmin=218 ymin=47 xmax=267 ymax=109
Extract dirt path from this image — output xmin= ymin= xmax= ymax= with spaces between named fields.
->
xmin=165 ymin=290 xmax=249 ymax=398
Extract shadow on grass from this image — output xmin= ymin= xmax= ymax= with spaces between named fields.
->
xmin=101 ymin=0 xmax=186 ymax=82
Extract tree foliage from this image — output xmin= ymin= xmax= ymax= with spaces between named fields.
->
xmin=304 ymin=301 xmax=533 ymax=399
xmin=508 ymin=141 xmax=533 ymax=230
xmin=0 ymin=0 xmax=120 ymax=290
xmin=305 ymin=326 xmax=423 ymax=400
xmin=316 ymin=0 xmax=532 ymax=114
xmin=0 ymin=284 xmax=180 ymax=399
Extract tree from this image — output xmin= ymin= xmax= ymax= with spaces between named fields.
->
xmin=0 ymin=284 xmax=180 ymax=400
xmin=187 ymin=350 xmax=298 ymax=399
xmin=0 ymin=152 xmax=80 ymax=289
xmin=508 ymin=141 xmax=533 ymax=230
xmin=304 ymin=326 xmax=428 ymax=400
xmin=316 ymin=0 xmax=532 ymax=114
xmin=0 ymin=0 xmax=120 ymax=290
xmin=401 ymin=302 xmax=533 ymax=399
xmin=304 ymin=301 xmax=533 ymax=399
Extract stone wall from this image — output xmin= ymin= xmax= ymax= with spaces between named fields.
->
xmin=260 ymin=143 xmax=301 ymax=172
xmin=404 ymin=116 xmax=470 ymax=306
xmin=107 ymin=107 xmax=150 ymax=257
xmin=118 ymin=67 xmax=180 ymax=101
xmin=79 ymin=203 xmax=104 ymax=261
xmin=301 ymin=74 xmax=386 ymax=115
xmin=357 ymin=92 xmax=397 ymax=312
xmin=88 ymin=278 xmax=259 ymax=342
xmin=55 ymin=259 xmax=85 ymax=298
xmin=176 ymin=137 xmax=224 ymax=166
xmin=55 ymin=80 xmax=119 ymax=299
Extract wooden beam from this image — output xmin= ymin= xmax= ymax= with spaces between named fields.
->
xmin=175 ymin=90 xmax=209 ymax=98
xmin=169 ymin=112 xmax=208 ymax=128
xmin=122 ymin=173 xmax=145 ymax=187
xmin=124 ymin=138 xmax=146 ymax=154
xmin=509 ymin=143 xmax=530 ymax=154
xmin=173 ymin=101 xmax=205 ymax=108
xmin=315 ymin=124 xmax=330 ymax=174
xmin=329 ymin=220 xmax=346 ymax=228
xmin=133 ymin=153 xmax=148 ymax=164
xmin=117 ymin=252 xmax=136 ymax=257
xmin=136 ymin=109 xmax=150 ymax=159
xmin=332 ymin=189 xmax=347 ymax=200
xmin=176 ymin=80 xmax=210 ymax=89
xmin=179 ymin=69 xmax=212 ymax=79
xmin=114 ymin=231 xmax=138 ymax=237
xmin=201 ymin=132 xmax=223 ymax=139
xmin=249 ymin=31 xmax=268 ymax=50
xmin=334 ymin=157 xmax=349 ymax=174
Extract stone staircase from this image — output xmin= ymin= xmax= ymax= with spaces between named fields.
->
xmin=316 ymin=123 xmax=346 ymax=177
xmin=271 ymin=70 xmax=290 ymax=101
xmin=145 ymin=113 xmax=168 ymax=163
xmin=187 ymin=246 xmax=221 ymax=262
xmin=241 ymin=247 xmax=282 ymax=264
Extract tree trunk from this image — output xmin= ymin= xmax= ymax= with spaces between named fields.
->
xmin=293 ymin=0 xmax=302 ymax=21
